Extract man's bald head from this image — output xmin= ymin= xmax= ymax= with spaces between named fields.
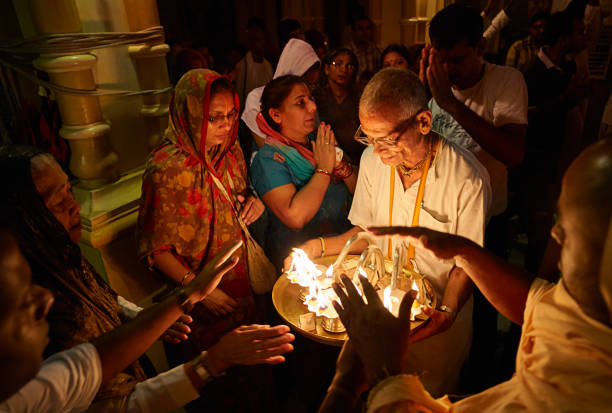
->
xmin=563 ymin=139 xmax=612 ymax=226
xmin=554 ymin=140 xmax=612 ymax=323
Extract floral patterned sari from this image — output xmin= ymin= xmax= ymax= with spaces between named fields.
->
xmin=137 ymin=69 xmax=255 ymax=359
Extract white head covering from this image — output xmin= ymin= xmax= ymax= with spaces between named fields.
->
xmin=241 ymin=38 xmax=320 ymax=137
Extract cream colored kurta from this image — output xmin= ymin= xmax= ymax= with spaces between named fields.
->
xmin=349 ymin=142 xmax=491 ymax=396
xmin=367 ymin=278 xmax=612 ymax=412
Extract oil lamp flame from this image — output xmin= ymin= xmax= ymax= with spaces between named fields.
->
xmin=412 ymin=280 xmax=420 ymax=300
xmin=325 ymin=264 xmax=334 ymax=278
xmin=383 ymin=286 xmax=392 ymax=312
xmin=287 ymin=248 xmax=322 ymax=287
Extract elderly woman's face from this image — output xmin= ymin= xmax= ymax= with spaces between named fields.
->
xmin=206 ymin=90 xmax=237 ymax=149
xmin=31 ymin=156 xmax=82 ymax=244
xmin=383 ymin=51 xmax=409 ymax=69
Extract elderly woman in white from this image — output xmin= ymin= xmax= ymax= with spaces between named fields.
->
xmin=288 ymin=68 xmax=491 ymax=396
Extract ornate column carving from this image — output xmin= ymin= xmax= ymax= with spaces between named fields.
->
xmin=30 ymin=0 xmax=118 ymax=188
xmin=124 ymin=0 xmax=171 ymax=150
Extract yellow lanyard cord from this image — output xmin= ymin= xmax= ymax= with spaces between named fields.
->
xmin=387 ymin=143 xmax=436 ymax=268
xmin=387 ymin=167 xmax=396 ymax=259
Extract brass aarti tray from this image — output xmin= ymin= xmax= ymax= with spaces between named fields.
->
xmin=272 ymin=255 xmax=435 ymax=346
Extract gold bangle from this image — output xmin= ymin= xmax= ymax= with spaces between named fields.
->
xmin=314 ymin=168 xmax=332 ymax=178
xmin=319 ymin=236 xmax=326 ymax=257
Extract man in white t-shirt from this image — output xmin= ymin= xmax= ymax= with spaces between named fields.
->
xmin=423 ymin=4 xmax=528 ymax=220
xmin=0 ymin=236 xmax=294 ymax=413
xmin=422 ymin=3 xmax=528 ymax=392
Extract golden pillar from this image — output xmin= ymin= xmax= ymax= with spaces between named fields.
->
xmin=124 ymin=0 xmax=171 ymax=151
xmin=31 ymin=0 xmax=119 ymax=188
xmin=400 ymin=0 xmax=429 ymax=45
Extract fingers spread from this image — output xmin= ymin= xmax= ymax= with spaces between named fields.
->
xmin=332 ymin=281 xmax=350 ymax=311
xmin=340 ymin=274 xmax=363 ymax=306
xmin=358 ymin=274 xmax=380 ymax=307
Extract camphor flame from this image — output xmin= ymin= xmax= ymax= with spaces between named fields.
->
xmin=381 ymin=281 xmax=422 ymax=318
xmin=412 ymin=280 xmax=420 ymax=299
xmin=286 ymin=248 xmax=322 ymax=287
xmin=411 ymin=280 xmax=422 ymax=319
xmin=383 ymin=286 xmax=392 ymax=312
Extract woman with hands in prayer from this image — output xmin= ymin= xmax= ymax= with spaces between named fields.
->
xmin=250 ymin=75 xmax=356 ymax=268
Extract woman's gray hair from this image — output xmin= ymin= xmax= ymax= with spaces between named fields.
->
xmin=359 ymin=68 xmax=429 ymax=121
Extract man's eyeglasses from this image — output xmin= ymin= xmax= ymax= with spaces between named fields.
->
xmin=330 ymin=61 xmax=356 ymax=71
xmin=354 ymin=111 xmax=424 ymax=147
xmin=208 ymin=109 xmax=238 ymax=125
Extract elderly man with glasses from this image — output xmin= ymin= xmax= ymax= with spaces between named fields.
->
xmin=287 ymin=68 xmax=491 ymax=396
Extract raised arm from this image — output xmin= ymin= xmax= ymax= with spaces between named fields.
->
xmin=423 ymin=46 xmax=526 ymax=167
xmin=369 ymin=227 xmax=533 ymax=324
xmin=94 ymin=241 xmax=241 ymax=383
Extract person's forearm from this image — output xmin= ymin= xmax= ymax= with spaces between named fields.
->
xmin=445 ymin=99 xmax=525 ymax=167
xmin=323 ymin=226 xmax=366 ymax=257
xmin=93 ymin=291 xmax=187 ymax=383
xmin=440 ymin=267 xmax=473 ymax=313
xmin=456 ymin=241 xmax=533 ymax=324
xmin=152 ymin=251 xmax=190 ymax=284
xmin=284 ymin=174 xmax=331 ymax=229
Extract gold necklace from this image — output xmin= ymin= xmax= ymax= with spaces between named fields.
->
xmin=397 ymin=141 xmax=433 ymax=178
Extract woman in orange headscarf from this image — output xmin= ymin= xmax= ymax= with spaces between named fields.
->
xmin=137 ymin=69 xmax=269 ymax=410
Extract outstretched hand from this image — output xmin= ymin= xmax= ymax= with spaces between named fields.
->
xmin=184 ymin=240 xmax=243 ymax=303
xmin=332 ymin=274 xmax=417 ymax=385
xmin=203 ymin=324 xmax=295 ymax=375
xmin=368 ymin=226 xmax=472 ymax=263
